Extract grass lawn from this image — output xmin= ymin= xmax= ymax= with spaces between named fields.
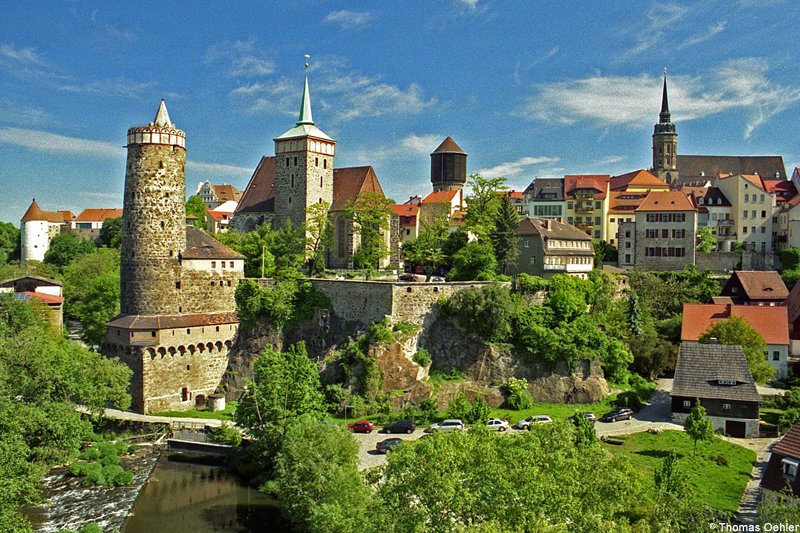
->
xmin=604 ymin=430 xmax=756 ymax=514
xmin=488 ymin=397 xmax=618 ymax=425
xmin=150 ymin=401 xmax=237 ymax=421
xmin=760 ymin=407 xmax=783 ymax=426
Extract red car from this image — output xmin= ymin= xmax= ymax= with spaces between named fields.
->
xmin=347 ymin=420 xmax=375 ymax=433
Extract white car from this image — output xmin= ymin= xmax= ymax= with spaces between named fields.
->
xmin=487 ymin=418 xmax=510 ymax=432
xmin=515 ymin=415 xmax=552 ymax=430
xmin=427 ymin=419 xmax=465 ymax=432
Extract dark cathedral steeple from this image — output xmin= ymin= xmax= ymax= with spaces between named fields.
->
xmin=652 ymin=69 xmax=678 ymax=183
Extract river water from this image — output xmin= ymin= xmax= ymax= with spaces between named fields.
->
xmin=123 ymin=453 xmax=288 ymax=532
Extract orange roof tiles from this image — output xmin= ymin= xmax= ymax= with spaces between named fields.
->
xmin=422 ymin=190 xmax=460 ymax=204
xmin=726 ymin=271 xmax=789 ymax=301
xmin=432 ymin=136 xmax=465 ymax=154
xmin=636 ymin=191 xmax=696 ymax=212
xmin=20 ymin=199 xmax=70 ymax=223
xmin=389 ymin=204 xmax=420 ymax=217
xmin=206 ymin=209 xmax=232 ymax=222
xmin=719 ymin=173 xmax=765 ymax=189
xmin=564 ymin=175 xmax=609 ymax=200
xmin=681 ymin=303 xmax=789 ymax=345
xmin=610 ymin=170 xmax=668 ymax=191
xmin=74 ymin=208 xmax=123 ymax=222
xmin=608 ymin=191 xmax=648 ymax=214
xmin=211 ymin=184 xmax=243 ymax=202
xmin=19 ymin=291 xmax=63 ymax=305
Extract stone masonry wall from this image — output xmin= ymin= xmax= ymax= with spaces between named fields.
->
xmin=121 ymin=143 xmax=187 ymax=315
xmin=274 ymin=146 xmax=334 ymax=230
xmin=180 ymin=267 xmax=242 ymax=314
xmin=390 ymin=281 xmax=503 ymax=326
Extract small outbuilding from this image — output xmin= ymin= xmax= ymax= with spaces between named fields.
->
xmin=671 ymin=341 xmax=761 ymax=438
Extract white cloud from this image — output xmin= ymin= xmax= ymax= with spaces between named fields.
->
xmin=336 ymin=82 xmax=436 ymax=120
xmin=105 ymin=24 xmax=134 ymax=40
xmin=349 ymin=133 xmax=443 ymax=166
xmin=0 ymin=43 xmax=45 ymax=65
xmin=0 ymin=127 xmax=123 ymax=157
xmin=477 ymin=156 xmax=560 ymax=177
xmin=400 ymin=134 xmax=444 ymax=154
xmin=60 ymin=78 xmax=157 ymax=98
xmin=623 ymin=4 xmax=687 ymax=57
xmin=186 ymin=160 xmax=252 ymax=177
xmin=205 ymin=39 xmax=274 ymax=78
xmin=597 ymin=155 xmax=627 ymax=165
xmin=455 ymin=0 xmax=479 ymax=10
xmin=323 ymin=10 xmax=374 ymax=30
xmin=523 ymin=58 xmax=800 ymax=139
xmin=678 ymin=21 xmax=726 ymax=49
xmin=0 ymin=100 xmax=54 ymax=126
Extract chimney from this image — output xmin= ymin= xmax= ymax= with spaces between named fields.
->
xmin=543 ymin=219 xmax=549 ymax=229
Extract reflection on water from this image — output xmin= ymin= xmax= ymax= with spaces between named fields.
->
xmin=123 ymin=453 xmax=288 ymax=533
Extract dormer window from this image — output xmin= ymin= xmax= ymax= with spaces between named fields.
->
xmin=717 ymin=379 xmax=737 ymax=386
xmin=783 ymin=458 xmax=799 ymax=480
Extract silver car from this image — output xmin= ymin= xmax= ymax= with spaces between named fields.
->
xmin=487 ymin=418 xmax=510 ymax=432
xmin=427 ymin=419 xmax=465 ymax=432
xmin=515 ymin=415 xmax=552 ymax=430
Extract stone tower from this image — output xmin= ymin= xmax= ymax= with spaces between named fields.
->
xmin=652 ymin=70 xmax=678 ymax=184
xmin=431 ymin=136 xmax=467 ymax=191
xmin=121 ymin=100 xmax=187 ymax=315
xmin=273 ymin=63 xmax=336 ymax=229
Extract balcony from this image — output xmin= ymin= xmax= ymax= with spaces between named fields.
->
xmin=717 ymin=220 xmax=734 ymax=227
xmin=575 ymin=207 xmax=594 ymax=215
xmin=574 ymin=191 xmax=595 ymax=200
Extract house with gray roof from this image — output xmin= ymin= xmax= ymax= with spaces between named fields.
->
xmin=671 ymin=341 xmax=761 ymax=438
xmin=523 ymin=178 xmax=565 ymax=221
xmin=509 ymin=216 xmax=594 ymax=280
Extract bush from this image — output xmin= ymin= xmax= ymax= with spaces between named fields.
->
xmin=368 ymin=319 xmax=394 ymax=345
xmin=208 ymin=422 xmax=243 ymax=446
xmin=412 ymin=348 xmax=431 ymax=367
xmin=614 ymin=391 xmax=643 ymax=411
xmin=516 ymin=273 xmax=550 ymax=293
xmin=501 ymin=377 xmax=533 ymax=410
xmin=711 ymin=454 xmax=730 ymax=467
xmin=70 ymin=441 xmax=134 ymax=487
xmin=446 ymin=391 xmax=471 ymax=421
xmin=466 ymin=397 xmax=490 ymax=425
xmin=418 ymin=398 xmax=440 ymax=424
xmin=392 ymin=322 xmax=417 ymax=335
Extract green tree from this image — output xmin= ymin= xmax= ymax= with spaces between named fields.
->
xmin=43 ymin=233 xmax=96 ymax=270
xmin=446 ymin=390 xmax=471 ymax=421
xmin=758 ymin=490 xmax=800 ymax=526
xmin=490 ymin=195 xmax=520 ymax=274
xmin=270 ymin=221 xmax=306 ymax=278
xmin=98 ymin=217 xmax=122 ymax=248
xmin=501 ymin=377 xmax=533 ymax=410
xmin=275 ymin=416 xmax=372 ymax=532
xmin=79 ymin=271 xmax=120 ymax=345
xmin=62 ymin=248 xmax=120 ymax=320
xmin=683 ymin=402 xmax=716 ymax=455
xmin=0 ymin=222 xmax=20 ymax=265
xmin=447 ymin=241 xmax=496 ymax=281
xmin=466 ymin=397 xmax=490 ymax=425
xmin=402 ymin=212 xmax=450 ymax=276
xmin=652 ymin=453 xmax=710 ymax=530
xmin=627 ymin=290 xmax=644 ymax=336
xmin=235 ymin=342 xmax=325 ymax=466
xmin=463 ymin=173 xmax=506 ymax=241
xmin=304 ymin=200 xmax=332 ymax=276
xmin=696 ymin=226 xmax=715 ymax=254
xmin=699 ymin=315 xmax=775 ymax=384
xmin=571 ymin=411 xmax=597 ymax=446
xmin=593 ymin=240 xmax=618 ymax=266
xmin=185 ymin=195 xmax=207 ymax=229
xmin=346 ymin=192 xmax=393 ymax=271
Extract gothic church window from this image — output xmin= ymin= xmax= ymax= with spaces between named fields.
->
xmin=294 ymin=157 xmax=298 ymax=166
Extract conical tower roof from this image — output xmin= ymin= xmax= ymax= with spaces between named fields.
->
xmin=153 ymin=99 xmax=173 ymax=127
xmin=21 ymin=198 xmax=46 ymax=222
xmin=432 ymin=136 xmax=466 ymax=155
xmin=659 ymin=69 xmax=671 ymax=124
xmin=275 ymin=62 xmax=334 ymax=142
xmin=297 ymin=72 xmax=314 ymax=126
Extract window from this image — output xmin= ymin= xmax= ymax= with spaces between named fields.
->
xmin=625 ymin=230 xmax=631 ymax=238
xmin=291 ymin=175 xmax=294 ymax=187
xmin=151 ymin=331 xmax=156 ymax=337
xmin=661 ymin=229 xmax=669 ymax=239
xmin=751 ymin=210 xmax=756 ymax=218
xmin=595 ymin=201 xmax=601 ymax=209
xmin=175 ymin=281 xmax=181 ymax=289
xmin=294 ymin=156 xmax=298 ymax=166
xmin=783 ymin=458 xmax=799 ymax=480
xmin=285 ymin=157 xmax=289 ymax=166
xmin=672 ymin=229 xmax=686 ymax=239
xmin=624 ymin=254 xmax=631 ymax=263
xmin=625 ymin=242 xmax=631 ymax=249
xmin=743 ymin=210 xmax=748 ymax=219
xmin=744 ymin=194 xmax=749 ymax=202
xmin=761 ymin=210 xmax=766 ymax=218
xmin=743 ymin=227 xmax=748 ymax=234
xmin=230 ymin=261 xmax=234 ymax=268
xmin=323 ymin=159 xmax=327 ymax=169
xmin=186 ymin=328 xmax=191 ymax=334
xmin=594 ymin=230 xmax=600 ymax=238
xmin=594 ymin=216 xmax=600 ymax=224
xmin=530 ymin=257 xmax=535 ymax=264
xmin=773 ymin=351 xmax=780 ymax=361
xmin=722 ymin=403 xmax=731 ymax=412
xmin=211 ymin=261 xmax=216 ymax=268
xmin=567 ymin=217 xmax=573 ymax=224
xmin=567 ymin=201 xmax=574 ymax=209
xmin=683 ymin=400 xmax=691 ymax=408
xmin=524 ymin=239 xmax=529 ymax=248
xmin=760 ymin=194 xmax=765 ymax=202
xmin=315 ymin=157 xmax=319 ymax=166
xmin=761 ymin=227 xmax=766 ymax=234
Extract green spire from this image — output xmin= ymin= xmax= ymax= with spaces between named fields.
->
xmin=297 ymin=57 xmax=314 ymax=126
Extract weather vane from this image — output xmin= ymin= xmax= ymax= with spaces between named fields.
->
xmin=304 ymin=54 xmax=310 ymax=70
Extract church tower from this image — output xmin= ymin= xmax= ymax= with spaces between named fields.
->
xmin=652 ymin=70 xmax=678 ymax=183
xmin=120 ymin=100 xmax=187 ymax=315
xmin=431 ymin=136 xmax=467 ymax=192
xmin=273 ymin=60 xmax=336 ymax=229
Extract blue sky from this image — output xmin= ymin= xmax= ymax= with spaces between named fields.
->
xmin=1 ymin=0 xmax=798 ymax=224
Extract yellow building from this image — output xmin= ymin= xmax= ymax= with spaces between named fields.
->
xmin=563 ymin=175 xmax=610 ymax=241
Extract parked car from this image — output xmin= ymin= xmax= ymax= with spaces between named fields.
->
xmin=347 ymin=419 xmax=375 ymax=433
xmin=376 ymin=438 xmax=404 ymax=453
xmin=398 ymin=273 xmax=420 ymax=282
xmin=601 ymin=408 xmax=634 ymax=422
xmin=584 ymin=412 xmax=598 ymax=423
xmin=382 ymin=419 xmax=416 ymax=434
xmin=487 ymin=418 xmax=510 ymax=432
xmin=426 ymin=419 xmax=465 ymax=432
xmin=515 ymin=415 xmax=553 ymax=430
xmin=429 ymin=276 xmax=446 ymax=282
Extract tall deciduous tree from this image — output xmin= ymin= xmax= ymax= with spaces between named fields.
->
xmin=99 ymin=217 xmax=122 ymax=248
xmin=699 ymin=315 xmax=775 ymax=384
xmin=235 ymin=342 xmax=325 ymax=464
xmin=490 ymin=195 xmax=520 ymax=275
xmin=463 ymin=173 xmax=506 ymax=241
xmin=43 ymin=233 xmax=96 ymax=270
xmin=346 ymin=192 xmax=392 ymax=271
xmin=402 ymin=212 xmax=450 ymax=276
xmin=0 ymin=222 xmax=20 ymax=265
xmin=683 ymin=402 xmax=715 ymax=455
xmin=185 ymin=195 xmax=207 ymax=229
xmin=696 ymin=226 xmax=715 ymax=254
xmin=447 ymin=241 xmax=496 ymax=281
xmin=304 ymin=201 xmax=332 ymax=276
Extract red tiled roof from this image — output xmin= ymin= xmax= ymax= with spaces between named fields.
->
xmin=761 ymin=421 xmax=800 ymax=494
xmin=235 ymin=156 xmax=276 ymax=214
xmin=422 ymin=190 xmax=460 ymax=204
xmin=107 ymin=311 xmax=239 ymax=330
xmin=17 ymin=291 xmax=63 ymax=305
xmin=389 ymin=204 xmax=419 ymax=217
xmin=206 ymin=209 xmax=232 ymax=222
xmin=332 ymin=166 xmax=385 ymax=211
xmin=74 ymin=208 xmax=123 ymax=222
xmin=610 ymin=169 xmax=668 ymax=191
xmin=564 ymin=175 xmax=609 ymax=200
xmin=681 ymin=303 xmax=789 ymax=345
xmin=504 ymin=190 xmax=525 ymax=200
xmin=726 ymin=271 xmax=789 ymax=301
xmin=719 ymin=173 xmax=765 ymax=189
xmin=20 ymin=199 xmax=70 ymax=223
xmin=785 ymin=281 xmax=800 ymax=327
xmin=636 ymin=191 xmax=696 ymax=212
xmin=608 ymin=191 xmax=647 ymax=214
xmin=432 ymin=136 xmax=465 ymax=154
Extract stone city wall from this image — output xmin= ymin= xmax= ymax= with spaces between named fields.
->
xmin=179 ymin=267 xmax=242 ymax=314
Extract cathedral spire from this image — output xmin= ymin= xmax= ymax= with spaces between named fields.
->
xmin=659 ymin=68 xmax=671 ymax=124
xmin=297 ymin=55 xmax=314 ymax=126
